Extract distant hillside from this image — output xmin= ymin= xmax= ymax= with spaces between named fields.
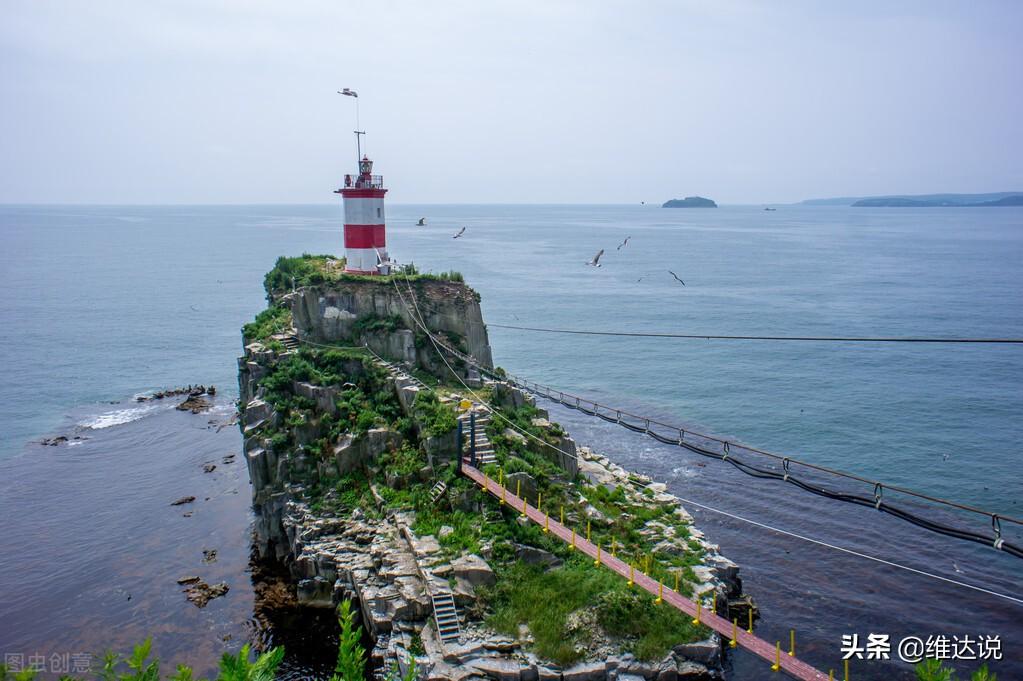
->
xmin=662 ymin=196 xmax=717 ymax=208
xmin=803 ymin=192 xmax=1023 ymax=207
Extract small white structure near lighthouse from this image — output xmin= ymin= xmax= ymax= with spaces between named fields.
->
xmin=336 ymin=156 xmax=389 ymax=275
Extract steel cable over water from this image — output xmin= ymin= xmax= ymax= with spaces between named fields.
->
xmin=378 ymin=294 xmax=1022 ymax=560
xmin=489 ymin=323 xmax=1023 ymax=344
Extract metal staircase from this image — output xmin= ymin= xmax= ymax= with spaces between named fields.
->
xmin=458 ymin=411 xmax=496 ymax=466
xmin=431 ymin=591 xmax=461 ymax=645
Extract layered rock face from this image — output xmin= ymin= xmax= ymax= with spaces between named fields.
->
xmin=285 ymin=278 xmax=493 ymax=380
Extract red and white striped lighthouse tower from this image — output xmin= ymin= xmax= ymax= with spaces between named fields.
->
xmin=336 ymin=156 xmax=389 ymax=274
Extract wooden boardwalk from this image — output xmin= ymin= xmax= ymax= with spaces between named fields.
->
xmin=462 ymin=461 xmax=830 ymax=680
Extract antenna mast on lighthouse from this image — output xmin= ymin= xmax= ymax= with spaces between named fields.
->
xmin=339 ymin=88 xmax=365 ymax=165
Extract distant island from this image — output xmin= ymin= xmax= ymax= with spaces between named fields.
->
xmin=662 ymin=196 xmax=717 ymax=208
xmin=802 ymin=192 xmax=1023 ymax=207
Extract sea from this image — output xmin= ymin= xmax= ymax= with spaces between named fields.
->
xmin=0 ymin=203 xmax=1020 ymax=680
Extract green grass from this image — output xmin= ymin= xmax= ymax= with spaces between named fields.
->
xmin=263 ymin=254 xmax=470 ymax=298
xmin=482 ymin=556 xmax=706 ymax=665
xmin=242 ymin=304 xmax=292 ymax=343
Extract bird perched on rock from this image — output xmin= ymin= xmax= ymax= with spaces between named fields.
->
xmin=668 ymin=270 xmax=686 ymax=286
xmin=586 ymin=249 xmax=604 ymax=267
xmin=453 ymin=227 xmax=466 ymax=239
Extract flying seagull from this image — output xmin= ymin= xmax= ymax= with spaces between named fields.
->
xmin=586 ymin=249 xmax=604 ymax=267
xmin=417 ymin=217 xmax=427 ymax=226
xmin=339 ymin=88 xmax=358 ymax=98
xmin=617 ymin=236 xmax=631 ymax=250
xmin=453 ymin=227 xmax=466 ymax=239
xmin=668 ymin=270 xmax=686 ymax=286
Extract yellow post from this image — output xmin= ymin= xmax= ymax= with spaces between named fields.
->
xmin=594 ymin=543 xmax=601 ymax=567
xmin=537 ymin=491 xmax=542 ymax=513
xmin=516 ymin=479 xmax=521 ymax=497
xmin=772 ymin=642 xmax=781 ymax=672
xmin=483 ymin=471 xmax=489 ymax=490
xmin=586 ymin=519 xmax=591 ymax=542
xmin=611 ymin=537 xmax=616 ymax=557
xmin=747 ymin=609 xmax=753 ymax=634
xmin=501 ymin=485 xmax=506 ymax=505
xmin=544 ymin=513 xmax=549 ymax=533
xmin=571 ymin=528 xmax=576 ymax=550
xmin=499 ymin=467 xmax=504 ymax=486
xmin=674 ymin=571 xmax=680 ymax=593
xmin=844 ymin=659 xmax=849 ymax=681
xmin=692 ymin=600 xmax=701 ymax=626
xmin=656 ymin=582 xmax=663 ymax=604
xmin=789 ymin=629 xmax=795 ymax=657
xmin=628 ymin=564 xmax=634 ymax=587
xmin=521 ymin=497 xmax=527 ymax=517
xmin=829 ymin=670 xmax=834 ymax=681
xmin=560 ymin=505 xmax=564 ymax=525
xmin=730 ymin=619 xmax=738 ymax=648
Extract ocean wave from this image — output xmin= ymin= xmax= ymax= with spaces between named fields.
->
xmin=79 ymin=403 xmax=165 ymax=430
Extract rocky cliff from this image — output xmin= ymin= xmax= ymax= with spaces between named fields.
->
xmin=285 ymin=275 xmax=492 ymax=383
xmin=237 ymin=259 xmax=752 ymax=681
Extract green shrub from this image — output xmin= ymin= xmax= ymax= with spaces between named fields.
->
xmin=915 ymin=660 xmax=996 ymax=681
xmin=242 ymin=305 xmax=292 ymax=343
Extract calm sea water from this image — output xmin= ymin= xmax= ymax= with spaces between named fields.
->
xmin=1 ymin=204 xmax=1021 ymax=679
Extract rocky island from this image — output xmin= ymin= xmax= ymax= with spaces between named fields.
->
xmin=238 ymin=255 xmax=753 ymax=680
xmin=661 ymin=197 xmax=717 ymax=208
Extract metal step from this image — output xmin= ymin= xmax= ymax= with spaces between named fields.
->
xmin=429 ymin=480 xmax=448 ymax=504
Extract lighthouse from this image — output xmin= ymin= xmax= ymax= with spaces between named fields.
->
xmin=336 ymin=156 xmax=389 ymax=275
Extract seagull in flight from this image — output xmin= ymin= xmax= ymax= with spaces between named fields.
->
xmin=668 ymin=270 xmax=686 ymax=286
xmin=617 ymin=236 xmax=631 ymax=250
xmin=453 ymin=226 xmax=466 ymax=239
xmin=586 ymin=249 xmax=604 ymax=267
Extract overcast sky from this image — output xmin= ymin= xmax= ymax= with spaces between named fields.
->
xmin=2 ymin=1 xmax=1021 ymax=204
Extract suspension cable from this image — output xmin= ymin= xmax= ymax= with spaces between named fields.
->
xmin=390 ymin=267 xmax=580 ymax=464
xmin=490 ymin=323 xmax=1023 ymax=344
xmin=670 ymin=492 xmax=1023 ymax=606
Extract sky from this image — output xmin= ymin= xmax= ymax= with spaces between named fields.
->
xmin=1 ymin=1 xmax=1021 ymax=205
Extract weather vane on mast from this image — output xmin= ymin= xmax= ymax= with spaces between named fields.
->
xmin=339 ymin=88 xmax=365 ymax=165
